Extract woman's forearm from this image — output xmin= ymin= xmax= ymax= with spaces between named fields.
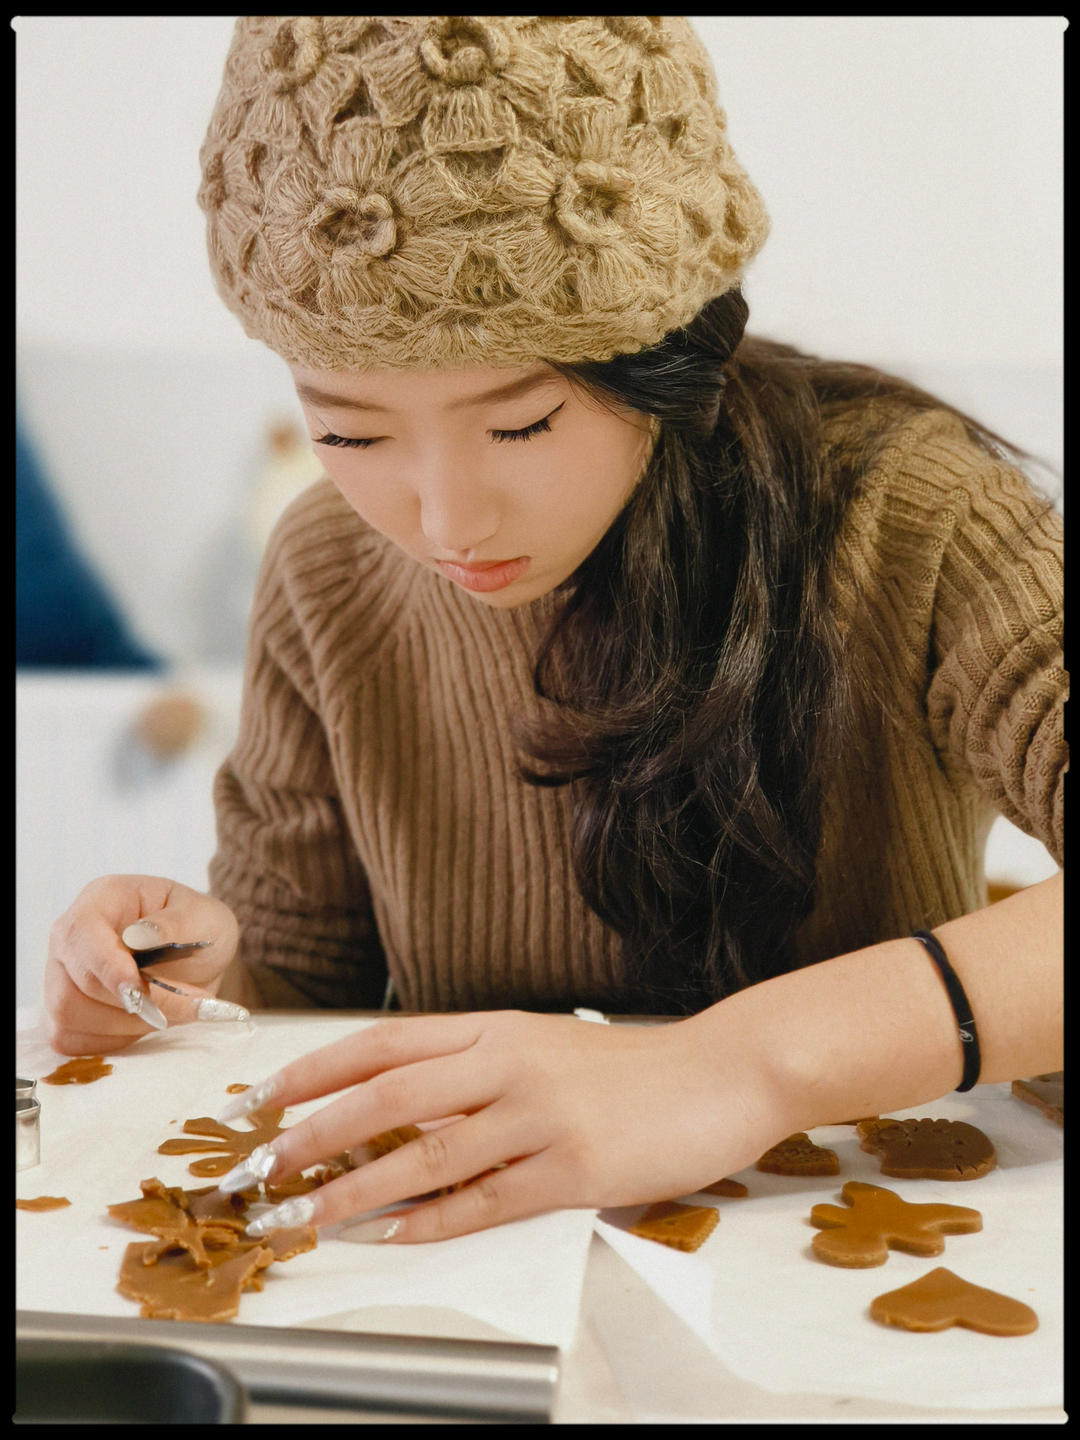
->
xmin=688 ymin=870 xmax=1063 ymax=1134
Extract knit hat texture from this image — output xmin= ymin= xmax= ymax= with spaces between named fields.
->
xmin=198 ymin=16 xmax=769 ymax=371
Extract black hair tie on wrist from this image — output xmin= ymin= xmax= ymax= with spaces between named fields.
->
xmin=911 ymin=929 xmax=981 ymax=1093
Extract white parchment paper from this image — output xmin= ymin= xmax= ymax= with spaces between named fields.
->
xmin=16 ymin=1014 xmax=594 ymax=1349
xmin=596 ymin=1087 xmax=1062 ymax=1412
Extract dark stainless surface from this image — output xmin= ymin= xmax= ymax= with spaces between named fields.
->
xmin=16 ymin=1310 xmax=560 ymax=1424
xmin=16 ymin=1337 xmax=246 ymax=1424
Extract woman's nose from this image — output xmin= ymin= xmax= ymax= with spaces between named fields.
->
xmin=417 ymin=468 xmax=501 ymax=556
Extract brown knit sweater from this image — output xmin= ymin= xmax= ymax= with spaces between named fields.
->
xmin=209 ymin=404 xmax=1065 ymax=1013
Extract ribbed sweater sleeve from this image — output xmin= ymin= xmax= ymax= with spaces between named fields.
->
xmin=794 ymin=406 xmax=1065 ymax=967
xmin=923 ymin=441 xmax=1064 ymax=863
xmin=208 ymin=483 xmax=391 ymax=1009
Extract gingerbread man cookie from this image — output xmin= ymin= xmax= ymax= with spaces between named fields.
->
xmin=809 ymin=1181 xmax=982 ymax=1267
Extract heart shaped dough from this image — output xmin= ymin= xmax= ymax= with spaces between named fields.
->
xmin=870 ymin=1266 xmax=1038 ymax=1335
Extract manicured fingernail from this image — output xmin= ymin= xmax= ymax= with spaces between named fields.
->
xmin=217 ymin=1142 xmax=279 ymax=1195
xmin=217 ymin=1076 xmax=278 ymax=1123
xmin=340 ymin=1215 xmax=403 ymax=1244
xmin=245 ymin=1194 xmax=316 ymax=1236
xmin=122 ymin=920 xmax=163 ymax=950
xmin=197 ymin=998 xmax=250 ymax=1023
xmin=117 ymin=983 xmax=168 ymax=1030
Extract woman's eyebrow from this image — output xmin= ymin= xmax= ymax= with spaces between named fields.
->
xmin=294 ymin=368 xmax=558 ymax=414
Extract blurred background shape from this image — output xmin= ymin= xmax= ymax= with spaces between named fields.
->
xmin=16 ymin=414 xmax=162 ymax=672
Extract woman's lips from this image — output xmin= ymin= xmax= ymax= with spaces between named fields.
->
xmin=434 ymin=556 xmax=530 ymax=593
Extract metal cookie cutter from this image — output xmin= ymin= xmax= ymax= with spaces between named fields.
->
xmin=17 ymin=1077 xmax=40 ymax=1171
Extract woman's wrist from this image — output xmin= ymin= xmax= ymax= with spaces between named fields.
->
xmin=686 ymin=937 xmax=962 ymax=1138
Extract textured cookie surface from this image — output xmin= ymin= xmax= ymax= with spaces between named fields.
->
xmin=856 ymin=1117 xmax=995 ymax=1180
xmin=756 ymin=1133 xmax=838 ymax=1176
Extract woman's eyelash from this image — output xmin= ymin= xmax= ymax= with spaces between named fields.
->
xmin=489 ymin=413 xmax=553 ymax=443
xmin=315 ymin=432 xmax=376 ymax=448
xmin=314 ymin=404 xmax=562 ymax=450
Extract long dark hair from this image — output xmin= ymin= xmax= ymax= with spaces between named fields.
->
xmin=512 ymin=288 xmax=1043 ymax=1014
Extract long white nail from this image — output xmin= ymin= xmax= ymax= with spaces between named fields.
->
xmin=197 ymin=997 xmax=251 ymax=1023
xmin=245 ymin=1194 xmax=316 ymax=1236
xmin=217 ymin=1076 xmax=278 ymax=1123
xmin=340 ymin=1215 xmax=402 ymax=1244
xmin=117 ymin=983 xmax=168 ymax=1030
xmin=217 ymin=1142 xmax=278 ymax=1194
xmin=122 ymin=920 xmax=163 ymax=950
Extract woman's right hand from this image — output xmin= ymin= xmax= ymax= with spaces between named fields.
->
xmin=44 ymin=875 xmax=241 ymax=1055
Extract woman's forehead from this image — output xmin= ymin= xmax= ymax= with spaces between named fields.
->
xmin=289 ymin=362 xmax=563 ymax=413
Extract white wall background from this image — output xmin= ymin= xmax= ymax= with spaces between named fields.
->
xmin=15 ymin=14 xmax=1065 ymax=664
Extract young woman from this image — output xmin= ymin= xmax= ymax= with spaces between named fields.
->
xmin=45 ymin=17 xmax=1063 ymax=1243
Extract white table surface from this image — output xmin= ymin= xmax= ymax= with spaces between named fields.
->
xmin=16 ymin=1010 xmax=1063 ymax=1423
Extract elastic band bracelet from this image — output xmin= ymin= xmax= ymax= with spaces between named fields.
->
xmin=910 ymin=929 xmax=981 ymax=1093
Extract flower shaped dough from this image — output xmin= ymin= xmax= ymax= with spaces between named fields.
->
xmin=157 ymin=1107 xmax=288 ymax=1178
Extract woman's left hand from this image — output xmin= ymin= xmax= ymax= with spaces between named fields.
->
xmin=221 ymin=1008 xmax=786 ymax=1242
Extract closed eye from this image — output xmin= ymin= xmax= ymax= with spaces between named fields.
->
xmin=314 ymin=402 xmax=564 ymax=450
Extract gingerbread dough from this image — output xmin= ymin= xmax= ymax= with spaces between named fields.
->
xmin=1011 ymin=1073 xmax=1064 ymax=1127
xmin=116 ymin=1239 xmax=275 ymax=1322
xmin=869 ymin=1267 xmax=1038 ymax=1336
xmin=809 ymin=1181 xmax=982 ymax=1267
xmin=41 ymin=1055 xmax=113 ymax=1085
xmin=16 ymin=1196 xmax=71 ymax=1211
xmin=630 ymin=1201 xmax=719 ymax=1252
xmin=157 ymin=1107 xmax=288 ymax=1176
xmin=108 ymin=1179 xmax=248 ymax=1265
xmin=700 ymin=1177 xmax=749 ymax=1198
xmin=757 ymin=1133 xmax=839 ymax=1176
xmin=856 ymin=1117 xmax=996 ymax=1180
xmin=109 ymin=1176 xmax=317 ymax=1322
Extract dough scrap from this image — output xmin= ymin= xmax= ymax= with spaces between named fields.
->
xmin=856 ymin=1117 xmax=996 ymax=1180
xmin=41 ymin=1055 xmax=113 ymax=1085
xmin=700 ymin=1177 xmax=749 ymax=1198
xmin=108 ymin=1178 xmax=249 ymax=1266
xmin=810 ymin=1180 xmax=982 ymax=1267
xmin=630 ymin=1201 xmax=719 ymax=1252
xmin=109 ymin=1175 xmax=317 ymax=1322
xmin=756 ymin=1133 xmax=839 ymax=1176
xmin=116 ymin=1239 xmax=274 ymax=1322
xmin=869 ymin=1266 xmax=1038 ymax=1335
xmin=16 ymin=1196 xmax=71 ymax=1211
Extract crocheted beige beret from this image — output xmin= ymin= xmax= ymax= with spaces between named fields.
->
xmin=198 ymin=16 xmax=769 ymax=370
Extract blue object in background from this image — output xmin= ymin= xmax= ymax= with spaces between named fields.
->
xmin=16 ymin=415 xmax=163 ymax=669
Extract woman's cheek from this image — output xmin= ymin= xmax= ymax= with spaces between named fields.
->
xmin=322 ymin=459 xmax=403 ymax=533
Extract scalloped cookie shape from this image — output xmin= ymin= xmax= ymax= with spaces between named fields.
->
xmin=870 ymin=1267 xmax=1038 ymax=1335
xmin=809 ymin=1181 xmax=982 ymax=1267
xmin=856 ymin=1117 xmax=996 ymax=1180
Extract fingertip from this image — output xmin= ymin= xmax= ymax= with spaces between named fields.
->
xmin=121 ymin=918 xmax=165 ymax=950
